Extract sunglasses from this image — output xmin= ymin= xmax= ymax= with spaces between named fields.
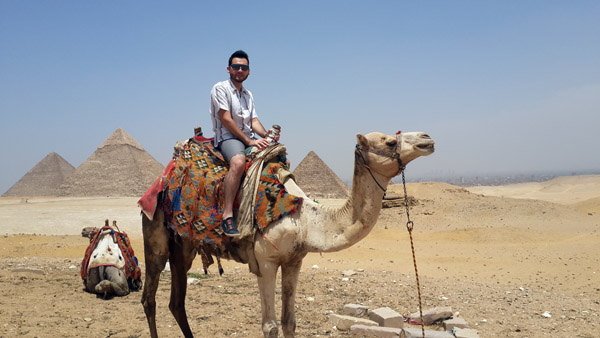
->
xmin=230 ymin=64 xmax=249 ymax=71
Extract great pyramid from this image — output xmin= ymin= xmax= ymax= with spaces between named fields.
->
xmin=293 ymin=151 xmax=349 ymax=199
xmin=59 ymin=128 xmax=164 ymax=197
xmin=2 ymin=152 xmax=76 ymax=197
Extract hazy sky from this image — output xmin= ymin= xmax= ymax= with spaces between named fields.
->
xmin=1 ymin=1 xmax=599 ymax=194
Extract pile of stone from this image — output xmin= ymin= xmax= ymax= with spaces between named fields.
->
xmin=328 ymin=304 xmax=480 ymax=338
xmin=382 ymin=192 xmax=417 ymax=209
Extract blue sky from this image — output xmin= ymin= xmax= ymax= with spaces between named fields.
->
xmin=1 ymin=1 xmax=599 ymax=194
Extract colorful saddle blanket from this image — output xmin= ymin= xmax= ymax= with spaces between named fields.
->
xmin=161 ymin=139 xmax=303 ymax=253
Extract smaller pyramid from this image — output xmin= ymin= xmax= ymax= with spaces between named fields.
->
xmin=3 ymin=152 xmax=75 ymax=197
xmin=59 ymin=128 xmax=164 ymax=197
xmin=293 ymin=151 xmax=349 ymax=199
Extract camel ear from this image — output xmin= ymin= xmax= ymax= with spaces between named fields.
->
xmin=356 ymin=134 xmax=369 ymax=149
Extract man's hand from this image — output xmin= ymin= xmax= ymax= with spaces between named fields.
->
xmin=249 ymin=138 xmax=270 ymax=149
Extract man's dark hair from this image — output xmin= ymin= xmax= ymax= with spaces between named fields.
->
xmin=228 ymin=50 xmax=249 ymax=66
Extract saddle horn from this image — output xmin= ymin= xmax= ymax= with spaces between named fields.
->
xmin=112 ymin=220 xmax=121 ymax=232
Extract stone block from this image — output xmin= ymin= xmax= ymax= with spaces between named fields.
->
xmin=409 ymin=306 xmax=453 ymax=325
xmin=453 ymin=327 xmax=480 ymax=338
xmin=369 ymin=307 xmax=404 ymax=328
xmin=443 ymin=317 xmax=469 ymax=330
xmin=400 ymin=328 xmax=454 ymax=338
xmin=344 ymin=303 xmax=369 ymax=317
xmin=329 ymin=313 xmax=379 ymax=331
xmin=350 ymin=324 xmax=402 ymax=337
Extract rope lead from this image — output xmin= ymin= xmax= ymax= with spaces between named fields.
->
xmin=402 ymin=170 xmax=425 ymax=338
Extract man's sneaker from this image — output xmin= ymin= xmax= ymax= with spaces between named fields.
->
xmin=221 ymin=217 xmax=240 ymax=237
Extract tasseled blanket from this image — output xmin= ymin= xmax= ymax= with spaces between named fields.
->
xmin=140 ymin=137 xmax=303 ymax=272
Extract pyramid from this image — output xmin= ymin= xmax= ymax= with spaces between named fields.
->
xmin=2 ymin=152 xmax=76 ymax=197
xmin=293 ymin=151 xmax=349 ymax=199
xmin=59 ymin=128 xmax=164 ymax=197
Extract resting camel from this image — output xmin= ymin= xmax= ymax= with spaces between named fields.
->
xmin=141 ymin=131 xmax=435 ymax=337
xmin=81 ymin=220 xmax=142 ymax=298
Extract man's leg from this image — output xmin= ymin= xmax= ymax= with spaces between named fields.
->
xmin=218 ymin=139 xmax=247 ymax=237
xmin=223 ymin=153 xmax=245 ymax=220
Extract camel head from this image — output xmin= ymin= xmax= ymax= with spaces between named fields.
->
xmin=81 ymin=227 xmax=96 ymax=239
xmin=356 ymin=131 xmax=435 ymax=178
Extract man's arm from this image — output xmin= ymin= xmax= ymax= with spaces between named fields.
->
xmin=253 ymin=118 xmax=281 ymax=142
xmin=218 ymin=110 xmax=269 ymax=148
xmin=251 ymin=118 xmax=268 ymax=138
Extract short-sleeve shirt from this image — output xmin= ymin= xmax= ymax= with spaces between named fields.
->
xmin=210 ymin=79 xmax=258 ymax=146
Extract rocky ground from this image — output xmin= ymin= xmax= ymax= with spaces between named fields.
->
xmin=0 ymin=178 xmax=599 ymax=337
xmin=0 ymin=255 xmax=598 ymax=337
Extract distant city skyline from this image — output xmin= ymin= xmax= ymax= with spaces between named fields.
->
xmin=404 ymin=169 xmax=600 ymax=186
xmin=2 ymin=1 xmax=599 ymax=194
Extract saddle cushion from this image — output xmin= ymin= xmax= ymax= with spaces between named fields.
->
xmin=163 ymin=140 xmax=302 ymax=250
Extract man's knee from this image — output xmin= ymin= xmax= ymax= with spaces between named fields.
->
xmin=230 ymin=154 xmax=246 ymax=169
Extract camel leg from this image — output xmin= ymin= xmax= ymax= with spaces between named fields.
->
xmin=281 ymin=260 xmax=303 ymax=337
xmin=257 ymin=261 xmax=279 ymax=338
xmin=168 ymin=236 xmax=197 ymax=338
xmin=141 ymin=212 xmax=170 ymax=338
xmin=85 ymin=268 xmax=101 ymax=293
xmin=95 ymin=266 xmax=130 ymax=297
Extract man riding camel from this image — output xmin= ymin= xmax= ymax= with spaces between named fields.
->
xmin=210 ymin=50 xmax=278 ymax=237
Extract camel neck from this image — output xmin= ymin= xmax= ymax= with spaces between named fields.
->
xmin=303 ymin=157 xmax=388 ymax=253
xmin=349 ymin=161 xmax=388 ymax=227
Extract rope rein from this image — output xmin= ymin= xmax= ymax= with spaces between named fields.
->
xmin=355 ymin=144 xmax=388 ymax=192
xmin=355 ymin=132 xmax=405 ymax=195
xmin=355 ymin=134 xmax=425 ymax=338
xmin=402 ymin=171 xmax=425 ymax=338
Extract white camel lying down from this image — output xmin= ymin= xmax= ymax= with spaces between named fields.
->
xmin=81 ymin=220 xmax=142 ymax=298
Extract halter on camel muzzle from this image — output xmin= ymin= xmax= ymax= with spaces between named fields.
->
xmin=355 ymin=131 xmax=405 ymax=193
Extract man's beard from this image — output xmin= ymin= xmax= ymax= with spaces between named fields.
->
xmin=230 ymin=73 xmax=248 ymax=83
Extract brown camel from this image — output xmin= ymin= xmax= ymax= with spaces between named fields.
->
xmin=141 ymin=131 xmax=435 ymax=337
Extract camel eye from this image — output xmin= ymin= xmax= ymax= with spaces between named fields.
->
xmin=386 ymin=140 xmax=397 ymax=147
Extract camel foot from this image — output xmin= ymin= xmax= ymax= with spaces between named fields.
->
xmin=262 ymin=321 xmax=278 ymax=338
xmin=95 ymin=280 xmax=129 ymax=297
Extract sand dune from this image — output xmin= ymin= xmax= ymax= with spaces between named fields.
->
xmin=465 ymin=174 xmax=600 ymax=207
xmin=572 ymin=196 xmax=600 ymax=213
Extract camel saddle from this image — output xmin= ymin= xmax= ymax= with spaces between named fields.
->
xmin=140 ymin=135 xmax=303 ymax=271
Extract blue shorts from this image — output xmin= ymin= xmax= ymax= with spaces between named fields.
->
xmin=218 ymin=138 xmax=248 ymax=161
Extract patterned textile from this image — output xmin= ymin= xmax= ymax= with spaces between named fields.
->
xmin=163 ymin=139 xmax=303 ymax=256
xmin=137 ymin=136 xmax=214 ymax=221
xmin=80 ymin=226 xmax=142 ymax=283
xmin=138 ymin=159 xmax=176 ymax=220
xmin=254 ymin=163 xmax=302 ymax=228
xmin=115 ymin=230 xmax=142 ymax=282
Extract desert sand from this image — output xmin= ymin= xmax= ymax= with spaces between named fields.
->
xmin=1 ymin=176 xmax=599 ymax=337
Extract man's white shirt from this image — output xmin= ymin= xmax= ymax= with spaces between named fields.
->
xmin=210 ymin=79 xmax=258 ymax=146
